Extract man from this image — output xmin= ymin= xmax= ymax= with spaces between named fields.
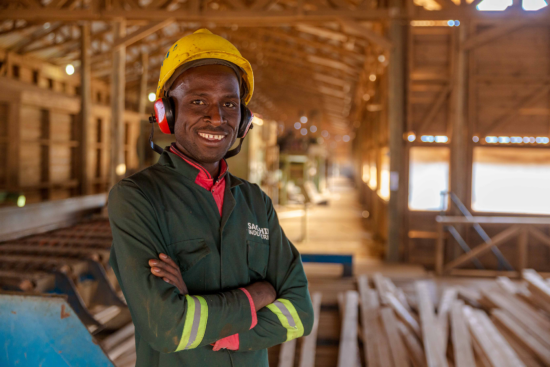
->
xmin=108 ymin=29 xmax=314 ymax=367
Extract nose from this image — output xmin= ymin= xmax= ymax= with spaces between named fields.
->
xmin=205 ymin=103 xmax=225 ymax=127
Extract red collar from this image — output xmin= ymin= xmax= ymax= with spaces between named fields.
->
xmin=169 ymin=144 xmax=228 ymax=191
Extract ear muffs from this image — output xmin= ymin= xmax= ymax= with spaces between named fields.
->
xmin=238 ymin=104 xmax=253 ymax=138
xmin=153 ymin=97 xmax=176 ymax=134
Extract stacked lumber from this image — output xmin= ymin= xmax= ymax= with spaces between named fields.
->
xmin=333 ymin=270 xmax=550 ymax=367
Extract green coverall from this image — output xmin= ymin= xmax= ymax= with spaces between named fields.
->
xmin=108 ymin=149 xmax=314 ymax=366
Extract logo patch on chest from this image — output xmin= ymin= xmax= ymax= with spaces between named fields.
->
xmin=248 ymin=223 xmax=269 ymax=240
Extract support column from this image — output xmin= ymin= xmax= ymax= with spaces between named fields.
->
xmin=110 ymin=18 xmax=126 ymax=188
xmin=450 ymin=23 xmax=470 ymax=259
xmin=137 ymin=52 xmax=149 ymax=168
xmin=80 ymin=22 xmax=91 ymax=195
xmin=386 ymin=13 xmax=407 ymax=262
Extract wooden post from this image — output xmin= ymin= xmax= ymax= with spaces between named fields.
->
xmin=80 ymin=22 xmax=91 ymax=195
xmin=450 ymin=22 xmax=470 ymax=259
xmin=517 ymin=226 xmax=528 ymax=275
xmin=110 ymin=18 xmax=126 ymax=188
xmin=137 ymin=51 xmax=149 ymax=168
xmin=435 ymin=221 xmax=445 ymax=275
xmin=386 ymin=7 xmax=407 ymax=262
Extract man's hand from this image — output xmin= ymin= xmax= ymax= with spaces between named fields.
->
xmin=149 ymin=254 xmax=189 ymax=295
xmin=244 ymin=281 xmax=277 ymax=311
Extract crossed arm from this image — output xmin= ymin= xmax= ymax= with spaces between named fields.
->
xmin=149 ymin=253 xmax=277 ymax=312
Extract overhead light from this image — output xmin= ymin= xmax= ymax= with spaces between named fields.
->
xmin=473 ymin=136 xmax=479 ymax=143
xmin=498 ymin=136 xmax=510 ymax=143
xmin=435 ymin=135 xmax=448 ymax=143
xmin=65 ymin=64 xmax=75 ymax=75
xmin=343 ymin=135 xmax=350 ymax=142
xmin=300 ymin=116 xmax=308 ymax=123
xmin=116 ymin=163 xmax=126 ymax=176
xmin=407 ymin=133 xmax=416 ymax=142
xmin=294 ymin=122 xmax=301 ymax=130
xmin=485 ymin=136 xmax=498 ymax=143
xmin=300 ymin=128 xmax=308 ymax=136
xmin=362 ymin=94 xmax=370 ymax=101
xmin=310 ymin=125 xmax=317 ymax=133
xmin=511 ymin=136 xmax=522 ymax=143
xmin=148 ymin=93 xmax=156 ymax=102
xmin=378 ymin=55 xmax=385 ymax=63
xmin=369 ymin=74 xmax=377 ymax=82
xmin=523 ymin=0 xmax=548 ymax=10
xmin=321 ymin=130 xmax=329 ymax=138
xmin=421 ymin=135 xmax=434 ymax=143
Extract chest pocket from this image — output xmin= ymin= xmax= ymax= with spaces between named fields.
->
xmin=247 ymin=240 xmax=270 ymax=280
xmin=169 ymin=238 xmax=211 ymax=292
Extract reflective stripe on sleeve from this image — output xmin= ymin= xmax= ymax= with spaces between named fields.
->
xmin=266 ymin=298 xmax=304 ymax=342
xmin=176 ymin=295 xmax=209 ymax=351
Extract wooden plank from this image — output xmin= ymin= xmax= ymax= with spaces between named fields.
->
xmin=112 ymin=18 xmax=174 ymax=50
xmin=494 ymin=322 xmax=544 ymax=367
xmin=492 ymin=309 xmax=550 ymax=366
xmin=436 ymin=216 xmax=550 ymax=225
xmin=298 ymin=292 xmax=322 ymax=367
xmin=380 ymin=308 xmax=409 ymax=367
xmin=337 ymin=291 xmax=360 ymax=367
xmin=476 ymin=308 xmax=525 ymax=367
xmin=278 ymin=340 xmax=297 ymax=367
xmin=374 ymin=273 xmax=390 ymax=305
xmin=377 ymin=316 xmax=395 ymax=367
xmin=386 ymin=293 xmax=421 ymax=338
xmin=110 ymin=19 xmax=126 ymax=187
xmin=450 ymin=300 xmax=475 ymax=367
xmin=523 ymin=269 xmax=550 ymax=305
xmin=396 ymin=321 xmax=426 ymax=367
xmin=463 ymin=306 xmax=512 ymax=367
xmin=416 ymin=281 xmax=447 ymax=367
xmin=358 ymin=275 xmax=381 ymax=367
xmin=436 ymin=288 xmax=457 ymax=355
xmin=444 ymin=225 xmax=520 ymax=273
xmin=482 ymin=288 xmax=550 ymax=348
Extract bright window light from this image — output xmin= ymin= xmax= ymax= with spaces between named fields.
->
xmin=498 ymin=136 xmax=511 ymax=144
xmin=421 ymin=135 xmax=435 ymax=143
xmin=65 ymin=64 xmax=75 ymax=75
xmin=294 ymin=122 xmax=301 ymax=130
xmin=435 ymin=135 xmax=448 ymax=143
xmin=362 ymin=164 xmax=370 ymax=183
xmin=408 ymin=134 xmax=416 ymax=142
xmin=17 ymin=195 xmax=26 ymax=208
xmin=523 ymin=0 xmax=547 ymax=10
xmin=409 ymin=147 xmax=450 ymax=211
xmin=477 ymin=0 xmax=513 ymax=11
xmin=148 ymin=92 xmax=156 ymax=102
xmin=485 ymin=136 xmax=498 ymax=143
xmin=252 ymin=116 xmax=263 ymax=126
xmin=378 ymin=149 xmax=390 ymax=201
xmin=473 ymin=136 xmax=480 ymax=143
xmin=511 ymin=136 xmax=522 ymax=143
xmin=472 ymin=148 xmax=550 ymax=215
xmin=343 ymin=135 xmax=350 ymax=142
xmin=369 ymin=164 xmax=377 ymax=190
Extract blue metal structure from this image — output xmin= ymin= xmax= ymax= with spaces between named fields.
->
xmin=0 ymin=293 xmax=114 ymax=367
xmin=301 ymin=254 xmax=353 ymax=277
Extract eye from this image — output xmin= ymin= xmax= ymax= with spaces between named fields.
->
xmin=224 ymin=102 xmax=236 ymax=108
xmin=191 ymin=100 xmax=205 ymax=105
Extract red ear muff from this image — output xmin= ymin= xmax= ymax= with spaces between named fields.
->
xmin=153 ymin=98 xmax=175 ymax=134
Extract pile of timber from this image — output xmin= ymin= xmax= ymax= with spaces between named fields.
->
xmin=325 ymin=270 xmax=550 ymax=367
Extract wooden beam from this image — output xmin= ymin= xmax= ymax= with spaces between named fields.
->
xmin=443 ymin=225 xmax=520 ymax=273
xmin=437 ymin=287 xmax=456 ymax=356
xmin=380 ymin=307 xmax=409 ymax=367
xmin=112 ymin=18 xmax=174 ymax=50
xmin=450 ymin=300 xmax=475 ymax=367
xmin=80 ymin=22 xmax=91 ymax=195
xmin=417 ymin=84 xmax=452 ymax=133
xmin=337 ymin=291 xmax=360 ymax=367
xmin=278 ymin=340 xmax=297 ymax=367
xmin=416 ymin=281 xmax=447 ymax=367
xmin=358 ymin=276 xmax=381 ymax=367
xmin=461 ymin=21 xmax=530 ymax=51
xmin=10 ymin=22 xmax=65 ymax=53
xmin=110 ymin=18 xmax=126 ymax=187
xmin=339 ymin=19 xmax=392 ymax=51
xmin=295 ymin=24 xmax=348 ymax=42
xmin=298 ymin=292 xmax=322 ymax=367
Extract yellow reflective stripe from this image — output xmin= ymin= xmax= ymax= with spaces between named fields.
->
xmin=188 ymin=296 xmax=208 ymax=349
xmin=175 ymin=295 xmax=209 ymax=351
xmin=266 ymin=298 xmax=305 ymax=342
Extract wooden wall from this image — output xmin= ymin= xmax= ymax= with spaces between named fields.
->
xmin=354 ymin=21 xmax=550 ymax=271
xmin=0 ymin=52 xmax=145 ymax=205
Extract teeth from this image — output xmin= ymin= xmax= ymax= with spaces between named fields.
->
xmin=199 ymin=133 xmax=224 ymax=140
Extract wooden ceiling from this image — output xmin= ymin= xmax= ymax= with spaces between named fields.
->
xmin=0 ymin=0 xmax=548 ymax=133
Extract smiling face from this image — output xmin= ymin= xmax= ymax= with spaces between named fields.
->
xmin=169 ymin=64 xmax=241 ymax=172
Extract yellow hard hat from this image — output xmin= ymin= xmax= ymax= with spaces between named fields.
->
xmin=156 ymin=28 xmax=254 ymax=105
